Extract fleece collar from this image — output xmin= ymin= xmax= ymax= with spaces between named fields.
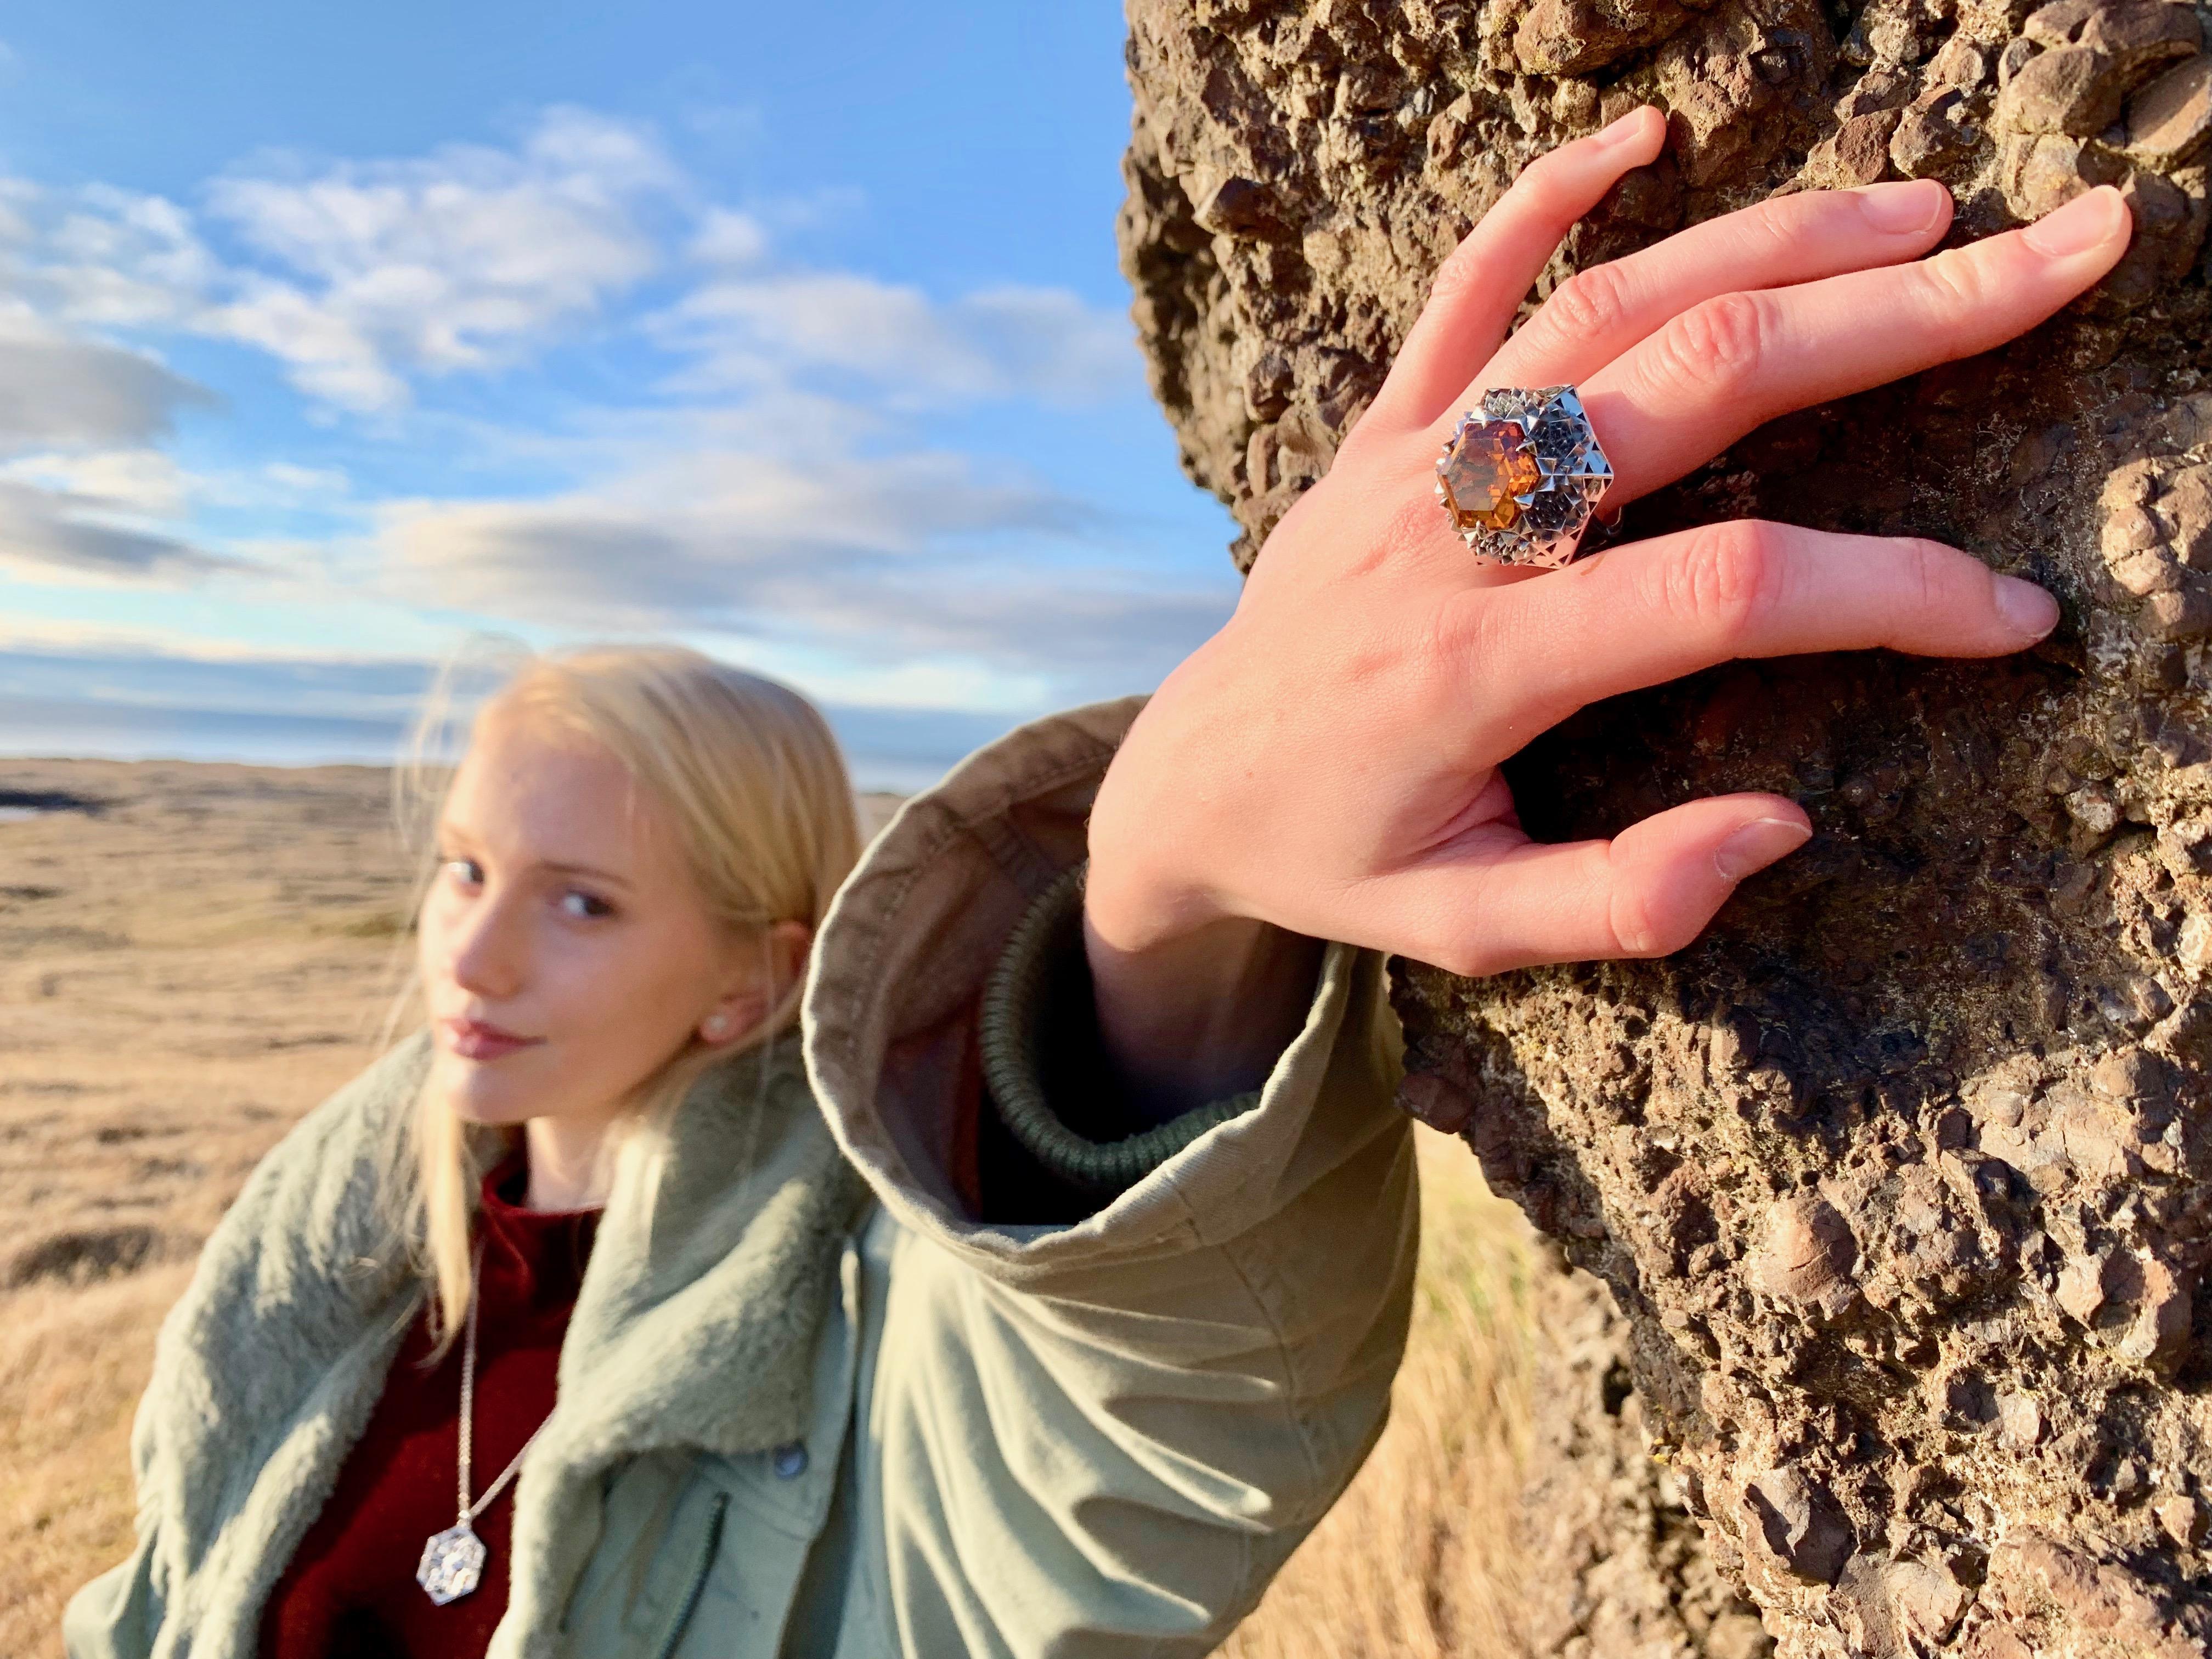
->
xmin=128 ymin=1032 xmax=865 ymax=1659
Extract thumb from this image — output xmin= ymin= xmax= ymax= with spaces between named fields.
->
xmin=1601 ymin=795 xmax=1812 ymax=957
xmin=1368 ymin=794 xmax=1811 ymax=977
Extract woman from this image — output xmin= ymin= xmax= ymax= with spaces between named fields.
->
xmin=67 ymin=109 xmax=2128 ymax=1658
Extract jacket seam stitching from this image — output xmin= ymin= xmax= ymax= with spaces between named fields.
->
xmin=818 ymin=740 xmax=1121 ymax=1154
xmin=867 ymin=742 xmax=1116 ymax=934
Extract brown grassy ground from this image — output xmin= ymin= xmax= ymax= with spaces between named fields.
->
xmin=0 ymin=757 xmax=1537 ymax=1655
xmin=1222 ymin=1141 xmax=1537 ymax=1658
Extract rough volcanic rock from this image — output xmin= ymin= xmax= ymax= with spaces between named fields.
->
xmin=1120 ymin=2 xmax=2212 ymax=1655
xmin=1522 ymin=1244 xmax=1780 ymax=1656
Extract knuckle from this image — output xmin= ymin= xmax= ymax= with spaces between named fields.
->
xmin=1605 ymin=879 xmax=1666 ymax=960
xmin=1608 ymin=874 xmax=1698 ymax=961
xmin=1899 ymin=537 xmax=1946 ymax=617
xmin=1914 ymin=245 xmax=1985 ymax=315
xmin=1427 ymin=238 xmax=1486 ymax=307
xmin=1423 ymin=586 xmax=1497 ymax=679
xmin=1430 ymin=939 xmax=1493 ymax=979
xmin=1499 ymin=138 xmax=1599 ymax=229
xmin=1661 ymin=520 xmax=1785 ymax=644
xmin=1733 ymin=195 xmax=1812 ymax=267
xmin=1514 ymin=142 xmax=1579 ymax=201
xmin=1889 ymin=536 xmax=1968 ymax=634
xmin=1539 ymin=262 xmax=1635 ymax=348
xmin=1660 ymin=290 xmax=1771 ymax=397
xmin=1331 ymin=414 xmax=1388 ymax=465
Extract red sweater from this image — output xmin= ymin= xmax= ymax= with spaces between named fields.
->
xmin=260 ymin=1159 xmax=599 ymax=1659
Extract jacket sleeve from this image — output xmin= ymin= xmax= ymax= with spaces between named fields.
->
xmin=60 ymin=1037 xmax=428 ymax=1659
xmin=802 ymin=698 xmax=1417 ymax=1658
xmin=62 ymin=1533 xmax=165 ymax=1659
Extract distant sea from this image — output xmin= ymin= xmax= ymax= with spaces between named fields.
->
xmin=0 ymin=695 xmax=1023 ymax=795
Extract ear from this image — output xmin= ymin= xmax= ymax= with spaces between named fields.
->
xmin=697 ymin=989 xmax=766 ymax=1047
xmin=697 ymin=921 xmax=816 ymax=1047
xmin=767 ymin=919 xmax=814 ymax=992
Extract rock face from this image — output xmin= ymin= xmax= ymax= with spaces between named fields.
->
xmin=1120 ymin=2 xmax=2212 ymax=1655
xmin=1521 ymin=1244 xmax=1782 ymax=1656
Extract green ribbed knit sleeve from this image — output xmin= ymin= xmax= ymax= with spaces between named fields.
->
xmin=975 ymin=864 xmax=1260 ymax=1197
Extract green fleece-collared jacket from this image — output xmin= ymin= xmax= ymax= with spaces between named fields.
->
xmin=64 ymin=698 xmax=1418 ymax=1659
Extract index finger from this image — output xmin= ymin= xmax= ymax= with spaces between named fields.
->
xmin=1363 ymin=108 xmax=1665 ymax=435
xmin=1480 ymin=178 xmax=1953 ymax=394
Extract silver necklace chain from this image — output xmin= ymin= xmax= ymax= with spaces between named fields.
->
xmin=416 ymin=1245 xmax=556 ymax=1605
xmin=456 ymin=1247 xmax=547 ymax=1525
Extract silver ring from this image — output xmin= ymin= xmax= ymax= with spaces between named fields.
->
xmin=1434 ymin=385 xmax=1614 ymax=568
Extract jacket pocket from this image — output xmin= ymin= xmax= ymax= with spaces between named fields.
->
xmin=649 ymin=1491 xmax=729 ymax=1659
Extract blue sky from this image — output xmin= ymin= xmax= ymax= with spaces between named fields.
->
xmin=0 ymin=3 xmax=1240 ymax=785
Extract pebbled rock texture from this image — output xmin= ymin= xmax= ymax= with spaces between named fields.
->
xmin=1521 ymin=1240 xmax=1782 ymax=1656
xmin=1121 ymin=1 xmax=2212 ymax=1654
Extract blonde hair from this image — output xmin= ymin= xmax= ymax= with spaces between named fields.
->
xmin=383 ymin=643 xmax=862 ymax=1350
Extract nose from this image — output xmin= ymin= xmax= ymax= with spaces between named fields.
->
xmin=442 ymin=885 xmax=529 ymax=1003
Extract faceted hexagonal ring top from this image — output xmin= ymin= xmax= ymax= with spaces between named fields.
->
xmin=1434 ymin=385 xmax=1613 ymax=568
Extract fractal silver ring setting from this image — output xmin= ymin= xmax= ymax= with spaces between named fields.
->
xmin=1434 ymin=385 xmax=1614 ymax=568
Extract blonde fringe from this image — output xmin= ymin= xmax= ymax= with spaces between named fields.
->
xmin=376 ymin=641 xmax=861 ymax=1358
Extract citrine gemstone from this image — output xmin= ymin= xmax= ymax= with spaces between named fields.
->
xmin=1441 ymin=420 xmax=1540 ymax=531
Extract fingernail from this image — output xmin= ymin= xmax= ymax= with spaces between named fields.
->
xmin=1996 ymin=574 xmax=2061 ymax=639
xmin=2024 ymin=188 xmax=2125 ymax=257
xmin=1595 ymin=106 xmax=1652 ymax=147
xmin=1860 ymin=179 xmax=1946 ymax=235
xmin=1715 ymin=817 xmax=1812 ymax=883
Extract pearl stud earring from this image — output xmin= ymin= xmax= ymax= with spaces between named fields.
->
xmin=703 ymin=1014 xmax=731 ymax=1041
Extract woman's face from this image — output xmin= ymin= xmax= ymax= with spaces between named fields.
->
xmin=416 ymin=706 xmax=764 ymax=1132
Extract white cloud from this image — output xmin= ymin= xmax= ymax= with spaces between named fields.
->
xmin=654 ymin=273 xmax=1139 ymax=405
xmin=377 ymin=443 xmax=1081 ymax=622
xmin=194 ymin=107 xmax=678 ymax=409
xmin=689 ymin=207 xmax=769 ymax=268
xmin=0 ymin=448 xmax=193 ymax=514
xmin=0 ymin=476 xmax=239 ymax=584
xmin=371 ymin=435 xmax=1230 ymax=696
xmin=40 ymin=185 xmax=225 ymax=328
xmin=3 ymin=108 xmax=680 ymax=414
xmin=2 ymin=104 xmax=1137 ymax=421
xmin=255 ymin=460 xmax=352 ymax=500
xmin=0 ymin=613 xmax=364 ymax=658
xmin=205 ymin=278 xmax=409 ymax=411
xmin=0 ymin=441 xmax=353 ymax=589
xmin=0 ymin=304 xmax=211 ymax=448
xmin=0 ymin=448 xmax=351 ymax=518
xmin=0 ymin=103 xmax=1210 ymax=709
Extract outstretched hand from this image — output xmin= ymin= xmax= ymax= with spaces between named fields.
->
xmin=1084 ymin=106 xmax=2131 ymax=1114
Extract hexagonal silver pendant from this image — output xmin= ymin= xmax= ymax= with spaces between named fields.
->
xmin=418 ymin=1522 xmax=488 ymax=1605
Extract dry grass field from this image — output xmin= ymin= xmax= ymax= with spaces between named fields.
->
xmin=2 ymin=758 xmax=426 ymax=1654
xmin=1221 ymin=1143 xmax=1538 ymax=1659
xmin=0 ymin=757 xmax=1539 ymax=1656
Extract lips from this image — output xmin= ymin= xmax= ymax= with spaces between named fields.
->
xmin=440 ymin=1017 xmax=545 ymax=1062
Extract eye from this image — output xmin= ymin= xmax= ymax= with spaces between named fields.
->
xmin=559 ymin=889 xmax=616 ymax=921
xmin=441 ymin=856 xmax=483 ymax=889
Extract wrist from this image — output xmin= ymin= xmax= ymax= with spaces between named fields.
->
xmin=1084 ymin=752 xmax=1231 ymax=955
xmin=1080 ymin=854 xmax=1222 ymax=957
xmin=1083 ymin=713 xmax=1322 ymax=1116
xmin=1081 ymin=904 xmax=1323 ymax=1118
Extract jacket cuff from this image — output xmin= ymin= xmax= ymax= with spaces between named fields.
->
xmin=978 ymin=863 xmax=1260 ymax=1196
